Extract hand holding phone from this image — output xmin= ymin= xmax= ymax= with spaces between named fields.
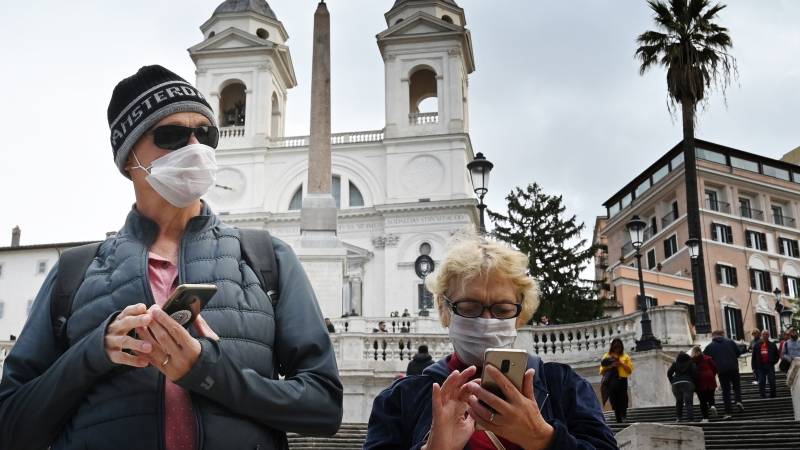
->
xmin=161 ymin=284 xmax=218 ymax=328
xmin=481 ymin=348 xmax=528 ymax=400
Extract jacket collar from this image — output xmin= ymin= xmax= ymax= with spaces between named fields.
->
xmin=120 ymin=200 xmax=219 ymax=246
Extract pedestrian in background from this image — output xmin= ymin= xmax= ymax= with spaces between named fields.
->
xmin=691 ymin=345 xmax=717 ymax=422
xmin=704 ymin=330 xmax=745 ymax=420
xmin=752 ymin=330 xmax=779 ymax=399
xmin=405 ymin=345 xmax=434 ymax=376
xmin=667 ymin=352 xmax=697 ymax=422
xmin=780 ymin=327 xmax=800 ymax=372
xmin=600 ymin=338 xmax=634 ymax=423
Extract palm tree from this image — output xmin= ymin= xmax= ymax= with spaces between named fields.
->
xmin=635 ymin=0 xmax=736 ymax=333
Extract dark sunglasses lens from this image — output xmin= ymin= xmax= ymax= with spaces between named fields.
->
xmin=195 ymin=126 xmax=219 ymax=149
xmin=153 ymin=125 xmax=191 ymax=150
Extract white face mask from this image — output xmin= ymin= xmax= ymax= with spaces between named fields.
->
xmin=448 ymin=314 xmax=518 ymax=367
xmin=132 ymin=143 xmax=217 ymax=208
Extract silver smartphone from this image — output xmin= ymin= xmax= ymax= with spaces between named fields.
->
xmin=482 ymin=348 xmax=528 ymax=400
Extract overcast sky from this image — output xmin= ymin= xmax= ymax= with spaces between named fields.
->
xmin=1 ymin=0 xmax=799 ymax=249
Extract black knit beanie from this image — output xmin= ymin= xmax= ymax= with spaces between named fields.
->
xmin=107 ymin=65 xmax=216 ymax=177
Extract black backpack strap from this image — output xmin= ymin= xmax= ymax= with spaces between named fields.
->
xmin=239 ymin=228 xmax=280 ymax=307
xmin=51 ymin=242 xmax=102 ymax=349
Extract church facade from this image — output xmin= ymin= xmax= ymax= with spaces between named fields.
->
xmin=194 ymin=0 xmax=480 ymax=321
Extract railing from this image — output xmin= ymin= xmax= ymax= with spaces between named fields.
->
xmin=741 ymin=206 xmax=764 ymax=221
xmin=706 ymin=199 xmax=731 ymax=214
xmin=774 ymin=214 xmax=796 ymax=228
xmin=661 ymin=210 xmax=678 ymax=229
xmin=271 ymin=129 xmax=385 ymax=148
xmin=330 ymin=316 xmax=429 ymax=334
xmin=219 ymin=125 xmax=245 ymax=138
xmin=409 ymin=112 xmax=439 ymax=125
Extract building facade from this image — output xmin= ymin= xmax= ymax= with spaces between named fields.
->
xmin=595 ymin=140 xmax=800 ymax=340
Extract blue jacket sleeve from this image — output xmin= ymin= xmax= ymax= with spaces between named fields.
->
xmin=546 ymin=368 xmax=619 ymax=450
xmin=176 ymin=238 xmax=343 ymax=436
xmin=0 ymin=265 xmax=118 ymax=450
xmin=364 ymin=381 xmax=429 ymax=450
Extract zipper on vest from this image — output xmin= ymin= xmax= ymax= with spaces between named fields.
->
xmin=141 ymin=247 xmax=157 ymax=307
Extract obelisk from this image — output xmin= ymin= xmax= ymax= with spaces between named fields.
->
xmin=301 ymin=0 xmax=337 ymax=243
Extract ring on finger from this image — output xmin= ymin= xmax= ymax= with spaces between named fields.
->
xmin=161 ymin=354 xmax=171 ymax=366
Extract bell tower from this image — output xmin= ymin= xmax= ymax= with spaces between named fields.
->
xmin=189 ymin=0 xmax=297 ymax=149
xmin=377 ymin=0 xmax=475 ymax=139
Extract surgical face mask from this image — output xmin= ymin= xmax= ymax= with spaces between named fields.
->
xmin=448 ymin=314 xmax=518 ymax=367
xmin=132 ymin=143 xmax=217 ymax=208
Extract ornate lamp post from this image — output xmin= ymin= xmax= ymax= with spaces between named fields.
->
xmin=467 ymin=152 xmax=494 ymax=234
xmin=627 ymin=215 xmax=662 ymax=351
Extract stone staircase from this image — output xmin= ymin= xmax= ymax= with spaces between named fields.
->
xmin=606 ymin=371 xmax=800 ymax=449
xmin=288 ymin=423 xmax=367 ymax=450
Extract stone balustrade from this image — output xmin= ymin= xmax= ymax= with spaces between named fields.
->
xmin=271 ymin=129 xmax=384 ymax=148
xmin=409 ymin=112 xmax=438 ymax=125
xmin=219 ymin=125 xmax=245 ymax=138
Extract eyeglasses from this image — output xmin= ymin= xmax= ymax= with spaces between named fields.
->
xmin=151 ymin=125 xmax=219 ymax=150
xmin=443 ymin=295 xmax=522 ymax=320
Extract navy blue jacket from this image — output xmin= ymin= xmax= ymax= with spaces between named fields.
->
xmin=703 ymin=336 xmax=744 ymax=374
xmin=364 ymin=354 xmax=618 ymax=449
xmin=751 ymin=340 xmax=780 ymax=370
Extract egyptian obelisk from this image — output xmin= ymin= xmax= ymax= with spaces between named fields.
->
xmin=297 ymin=1 xmax=347 ymax=320
xmin=301 ymin=0 xmax=337 ymax=241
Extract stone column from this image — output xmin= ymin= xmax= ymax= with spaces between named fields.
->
xmin=301 ymin=0 xmax=338 ymax=238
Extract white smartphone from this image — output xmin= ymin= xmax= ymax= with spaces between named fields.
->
xmin=482 ymin=348 xmax=528 ymax=400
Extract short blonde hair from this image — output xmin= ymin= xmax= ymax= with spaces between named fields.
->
xmin=425 ymin=230 xmax=539 ymax=327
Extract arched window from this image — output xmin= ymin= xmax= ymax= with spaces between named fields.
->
xmin=349 ymin=181 xmax=364 ymax=207
xmin=256 ymin=28 xmax=269 ymax=39
xmin=441 ymin=15 xmax=453 ymax=23
xmin=289 ymin=187 xmax=303 ymax=211
xmin=219 ymin=82 xmax=246 ymax=126
xmin=409 ymin=68 xmax=438 ymax=124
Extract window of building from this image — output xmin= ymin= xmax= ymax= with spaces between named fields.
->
xmin=731 ymin=156 xmax=759 ymax=172
xmin=419 ymin=242 xmax=432 ymax=256
xmin=349 ymin=181 xmax=364 ymax=207
xmin=784 ymin=276 xmax=800 ymax=298
xmin=756 ymin=313 xmax=777 ymax=339
xmin=779 ymin=238 xmax=800 ymax=258
xmin=705 ymin=190 xmax=720 ymax=211
xmin=620 ymin=193 xmax=632 ymax=209
xmin=418 ymin=283 xmax=434 ymax=311
xmin=289 ymin=187 xmax=303 ymax=211
xmin=638 ymin=295 xmax=658 ymax=310
xmin=716 ymin=264 xmax=738 ymax=286
xmin=724 ymin=306 xmax=744 ymax=340
xmin=219 ymin=82 xmax=247 ymax=126
xmin=608 ymin=202 xmax=620 ymax=217
xmin=739 ymin=197 xmax=753 ymax=218
xmin=652 ymin=164 xmax=669 ymax=184
xmin=749 ymin=269 xmax=772 ymax=292
xmin=647 ymin=249 xmax=656 ymax=270
xmin=635 ymin=179 xmax=650 ymax=198
xmin=36 ymin=261 xmax=47 ymax=275
xmin=763 ymin=165 xmax=790 ymax=181
xmin=670 ymin=153 xmax=684 ymax=170
xmin=696 ymin=147 xmax=726 ymax=165
xmin=256 ymin=28 xmax=269 ymax=39
xmin=664 ymin=235 xmax=678 ymax=259
xmin=711 ymin=223 xmax=733 ymax=244
xmin=745 ymin=230 xmax=767 ymax=251
xmin=649 ymin=216 xmax=658 ymax=235
xmin=441 ymin=14 xmax=454 ymax=23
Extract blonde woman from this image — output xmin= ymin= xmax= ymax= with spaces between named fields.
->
xmin=364 ymin=232 xmax=617 ymax=450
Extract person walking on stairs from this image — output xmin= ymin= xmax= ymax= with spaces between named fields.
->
xmin=600 ymin=338 xmax=634 ymax=423
xmin=704 ymin=330 xmax=745 ymax=419
xmin=691 ymin=345 xmax=717 ymax=422
xmin=752 ymin=330 xmax=779 ymax=399
xmin=668 ymin=352 xmax=697 ymax=422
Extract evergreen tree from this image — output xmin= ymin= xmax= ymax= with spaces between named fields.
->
xmin=489 ymin=183 xmax=602 ymax=324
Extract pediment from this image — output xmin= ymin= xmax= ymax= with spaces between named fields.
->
xmin=378 ymin=12 xmax=462 ymax=39
xmin=189 ymin=28 xmax=272 ymax=53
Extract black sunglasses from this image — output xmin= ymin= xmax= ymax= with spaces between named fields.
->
xmin=443 ymin=295 xmax=522 ymax=320
xmin=151 ymin=125 xmax=219 ymax=150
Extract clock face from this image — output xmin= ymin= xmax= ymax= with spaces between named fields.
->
xmin=206 ymin=167 xmax=246 ymax=206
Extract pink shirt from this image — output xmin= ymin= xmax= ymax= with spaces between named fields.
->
xmin=148 ymin=252 xmax=196 ymax=450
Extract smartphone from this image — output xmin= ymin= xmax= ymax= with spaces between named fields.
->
xmin=482 ymin=348 xmax=529 ymax=400
xmin=162 ymin=284 xmax=218 ymax=328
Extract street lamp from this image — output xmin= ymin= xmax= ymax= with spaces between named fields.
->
xmin=626 ymin=215 xmax=662 ymax=351
xmin=467 ymin=152 xmax=494 ymax=234
xmin=685 ymin=238 xmax=700 ymax=260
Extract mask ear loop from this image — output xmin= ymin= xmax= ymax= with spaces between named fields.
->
xmin=130 ymin=151 xmax=152 ymax=174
